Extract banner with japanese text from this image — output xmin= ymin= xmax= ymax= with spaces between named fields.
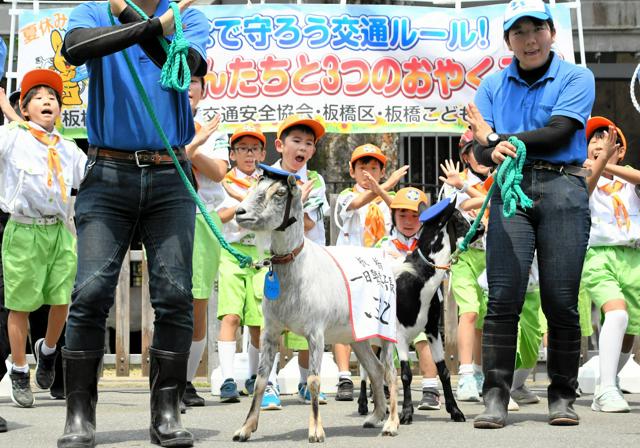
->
xmin=16 ymin=3 xmax=574 ymax=138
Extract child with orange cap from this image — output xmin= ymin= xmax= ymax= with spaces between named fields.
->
xmin=582 ymin=117 xmax=640 ymax=413
xmin=267 ymin=114 xmax=329 ymax=407
xmin=0 ymin=69 xmax=87 ymax=409
xmin=332 ymin=143 xmax=407 ymax=400
xmin=214 ymin=123 xmax=269 ymax=405
xmin=377 ymin=187 xmax=445 ymax=410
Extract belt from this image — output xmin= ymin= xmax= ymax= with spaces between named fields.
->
xmin=88 ymin=146 xmax=188 ymax=167
xmin=530 ymin=161 xmax=591 ymax=178
xmin=11 ymin=215 xmax=60 ymax=225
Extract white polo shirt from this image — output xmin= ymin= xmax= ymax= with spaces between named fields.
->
xmin=0 ymin=121 xmax=87 ymax=221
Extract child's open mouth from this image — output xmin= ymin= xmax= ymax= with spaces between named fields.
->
xmin=41 ymin=108 xmax=53 ymax=116
xmin=295 ymin=155 xmax=305 ymax=163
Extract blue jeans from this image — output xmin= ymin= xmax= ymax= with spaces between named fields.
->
xmin=65 ymin=156 xmax=196 ymax=352
xmin=485 ymin=167 xmax=590 ymax=333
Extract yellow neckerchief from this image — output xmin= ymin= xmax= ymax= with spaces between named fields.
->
xmin=353 ymin=186 xmax=386 ymax=247
xmin=20 ymin=121 xmax=67 ymax=202
xmin=224 ymin=167 xmax=258 ymax=190
xmin=599 ymin=179 xmax=631 ymax=231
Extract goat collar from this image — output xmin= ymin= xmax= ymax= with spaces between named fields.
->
xmin=415 ymin=247 xmax=451 ymax=271
xmin=270 ymin=240 xmax=305 ymax=265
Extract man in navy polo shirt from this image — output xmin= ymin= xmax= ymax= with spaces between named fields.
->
xmin=465 ymin=0 xmax=594 ymax=430
xmin=59 ymin=1 xmax=207 ymax=447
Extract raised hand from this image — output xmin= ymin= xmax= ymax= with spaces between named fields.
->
xmin=438 ymin=159 xmax=464 ymax=189
xmin=465 ymin=103 xmax=493 ymax=146
xmin=383 ymin=165 xmax=409 ymax=190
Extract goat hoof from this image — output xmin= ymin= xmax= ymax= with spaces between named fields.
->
xmin=308 ymin=430 xmax=325 ymax=443
xmin=451 ymin=409 xmax=466 ymax=422
xmin=381 ymin=425 xmax=399 ymax=437
xmin=232 ymin=428 xmax=251 ymax=442
xmin=399 ymin=410 xmax=413 ymax=425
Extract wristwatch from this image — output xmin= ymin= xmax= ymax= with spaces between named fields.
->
xmin=486 ymin=132 xmax=501 ymax=147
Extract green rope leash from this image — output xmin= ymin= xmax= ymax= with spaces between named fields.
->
xmin=121 ymin=1 xmax=190 ymax=92
xmin=455 ymin=136 xmax=533 ymax=259
xmin=108 ymin=2 xmax=252 ymax=268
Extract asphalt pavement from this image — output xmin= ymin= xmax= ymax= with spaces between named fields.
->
xmin=1 ymin=377 xmax=639 ymax=448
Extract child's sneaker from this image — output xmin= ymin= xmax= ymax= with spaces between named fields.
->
xmin=219 ymin=378 xmax=240 ymax=403
xmin=511 ymin=384 xmax=540 ymax=404
xmin=241 ymin=375 xmax=257 ymax=396
xmin=10 ymin=369 xmax=34 ymax=408
xmin=508 ymin=396 xmax=520 ymax=411
xmin=591 ymin=385 xmax=630 ymax=413
xmin=417 ymin=387 xmax=440 ymax=410
xmin=335 ymin=377 xmax=354 ymax=401
xmin=34 ymin=338 xmax=57 ymax=390
xmin=261 ymin=383 xmax=282 ymax=410
xmin=298 ymin=382 xmax=327 ymax=404
xmin=456 ymin=374 xmax=480 ymax=402
xmin=474 ymin=371 xmax=484 ymax=396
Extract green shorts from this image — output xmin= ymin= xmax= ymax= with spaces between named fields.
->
xmin=451 ymin=248 xmax=487 ymax=326
xmin=516 ymin=290 xmax=547 ymax=370
xmin=2 ymin=219 xmax=76 ymax=312
xmin=578 ymin=283 xmax=594 ymax=337
xmin=216 ymin=243 xmax=267 ymax=327
xmin=582 ymin=246 xmax=640 ymax=335
xmin=192 ymin=211 xmax=222 ymax=299
xmin=284 ymin=331 xmax=309 ymax=350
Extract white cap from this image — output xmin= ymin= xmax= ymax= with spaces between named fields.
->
xmin=503 ymin=0 xmax=553 ymax=31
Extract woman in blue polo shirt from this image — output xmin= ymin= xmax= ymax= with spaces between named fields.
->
xmin=465 ymin=0 xmax=594 ymax=429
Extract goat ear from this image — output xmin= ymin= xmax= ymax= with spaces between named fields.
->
xmin=287 ymin=175 xmax=297 ymax=190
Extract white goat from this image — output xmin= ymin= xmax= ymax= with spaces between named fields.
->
xmin=232 ymin=170 xmax=399 ymax=443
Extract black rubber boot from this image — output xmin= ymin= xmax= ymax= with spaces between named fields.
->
xmin=57 ymin=348 xmax=104 ymax=448
xmin=0 ymin=414 xmax=7 ymax=433
xmin=149 ymin=347 xmax=193 ymax=447
xmin=474 ymin=321 xmax=517 ymax=429
xmin=547 ymin=328 xmax=581 ymax=426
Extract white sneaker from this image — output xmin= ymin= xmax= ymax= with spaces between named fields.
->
xmin=591 ymin=385 xmax=630 ymax=413
xmin=456 ymin=374 xmax=480 ymax=402
xmin=508 ymin=396 xmax=520 ymax=411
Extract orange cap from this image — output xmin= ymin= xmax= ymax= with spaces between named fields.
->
xmin=230 ymin=123 xmax=266 ymax=146
xmin=350 ymin=144 xmax=387 ymax=168
xmin=391 ymin=187 xmax=429 ymax=212
xmin=20 ymin=69 xmax=63 ymax=103
xmin=586 ymin=116 xmax=627 ymax=152
xmin=277 ymin=114 xmax=325 ymax=142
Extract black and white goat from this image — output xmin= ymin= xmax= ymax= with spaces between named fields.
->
xmin=358 ymin=199 xmax=482 ymax=424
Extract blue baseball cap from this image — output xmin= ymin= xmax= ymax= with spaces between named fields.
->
xmin=258 ymin=163 xmax=301 ymax=182
xmin=503 ymin=0 xmax=553 ymax=31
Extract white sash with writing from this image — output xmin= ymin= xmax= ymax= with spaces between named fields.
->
xmin=323 ymin=246 xmax=397 ymax=343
